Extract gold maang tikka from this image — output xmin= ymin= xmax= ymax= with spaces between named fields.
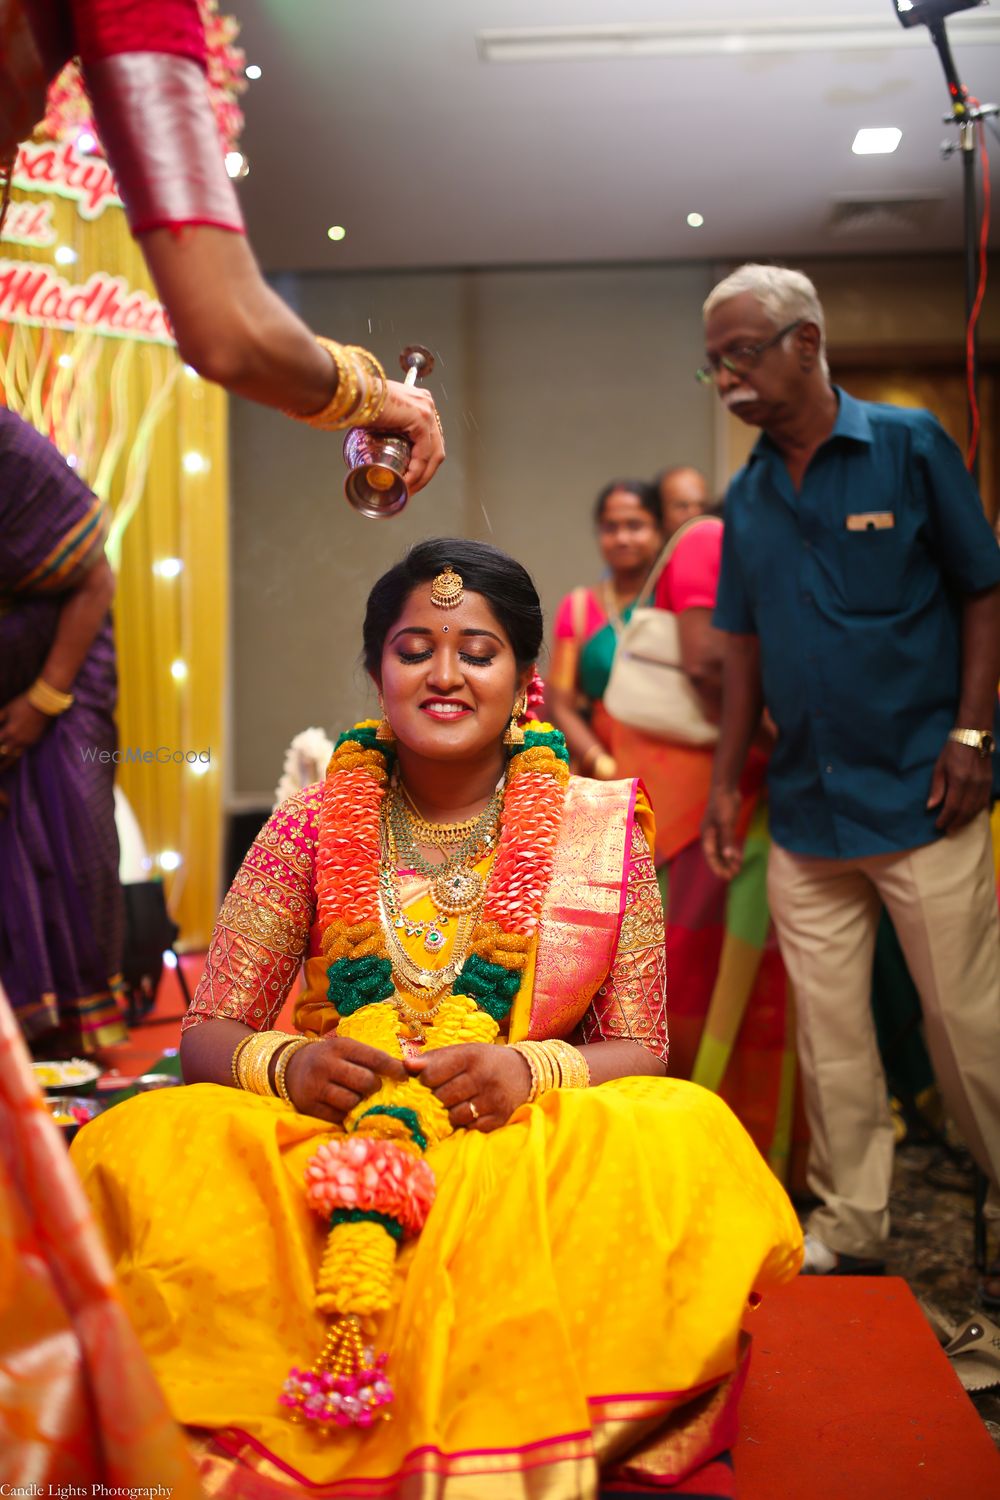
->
xmin=430 ymin=565 xmax=464 ymax=610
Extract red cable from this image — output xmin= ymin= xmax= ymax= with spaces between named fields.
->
xmin=964 ymin=105 xmax=990 ymax=472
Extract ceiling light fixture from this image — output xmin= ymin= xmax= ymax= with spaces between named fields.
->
xmin=852 ymin=127 xmax=903 ymax=153
xmin=477 ymin=12 xmax=998 ymax=62
xmin=245 ymin=63 xmax=262 ymax=79
xmin=327 ymin=225 xmax=347 ymax=241
xmin=686 ymin=212 xmax=704 ymax=227
xmin=225 ymin=151 xmax=249 ymax=179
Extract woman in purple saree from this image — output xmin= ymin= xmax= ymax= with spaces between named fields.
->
xmin=0 ymin=405 xmax=125 ymax=1053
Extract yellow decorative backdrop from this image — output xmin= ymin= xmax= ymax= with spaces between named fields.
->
xmin=1 ymin=167 xmax=228 ymax=948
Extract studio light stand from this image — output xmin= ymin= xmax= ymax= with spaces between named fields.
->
xmin=894 ymin=0 xmax=997 ymax=483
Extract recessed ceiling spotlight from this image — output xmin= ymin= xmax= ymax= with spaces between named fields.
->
xmin=225 ymin=151 xmax=250 ymax=178
xmin=76 ymin=131 xmax=96 ymax=154
xmin=54 ymin=245 xmax=78 ymax=265
xmin=686 ymin=211 xmax=705 ymax=228
xmin=327 ymin=225 xmax=347 ymax=242
xmin=245 ymin=64 xmax=262 ymax=80
xmin=852 ymin=127 xmax=902 ymax=155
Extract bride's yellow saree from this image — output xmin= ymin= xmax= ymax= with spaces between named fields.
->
xmin=73 ymin=771 xmax=801 ymax=1497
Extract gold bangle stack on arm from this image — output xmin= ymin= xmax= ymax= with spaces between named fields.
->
xmin=274 ymin=1035 xmax=314 ymax=1106
xmin=231 ymin=1033 xmax=253 ymax=1087
xmin=233 ymin=1030 xmax=295 ymax=1097
xmin=27 ymin=677 xmax=74 ymax=715
xmin=511 ymin=1039 xmax=591 ymax=1102
xmin=287 ymin=338 xmax=389 ymax=431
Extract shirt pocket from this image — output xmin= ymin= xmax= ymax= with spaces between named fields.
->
xmin=839 ymin=524 xmax=905 ymax=614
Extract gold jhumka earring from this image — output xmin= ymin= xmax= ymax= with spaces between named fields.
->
xmin=503 ymin=694 xmax=528 ymax=748
xmin=375 ymin=696 xmax=396 ymax=744
xmin=430 ymin=565 xmax=464 ymax=609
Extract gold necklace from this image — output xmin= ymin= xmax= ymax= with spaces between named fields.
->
xmin=377 ymin=818 xmax=487 ymax=999
xmin=399 ymin=783 xmax=484 ymax=844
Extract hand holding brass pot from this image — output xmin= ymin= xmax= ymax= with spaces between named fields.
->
xmin=343 ymin=345 xmax=435 ymax=518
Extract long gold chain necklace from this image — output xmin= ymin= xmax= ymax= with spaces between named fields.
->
xmin=377 ymin=813 xmax=488 ymax=1006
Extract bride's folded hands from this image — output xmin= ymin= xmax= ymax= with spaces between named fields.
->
xmin=285 ymin=1037 xmax=407 ymax=1125
xmin=403 ymin=1042 xmax=532 ymax=1132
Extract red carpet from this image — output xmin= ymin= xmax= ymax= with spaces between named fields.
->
xmin=738 ymin=1277 xmax=1000 ymax=1498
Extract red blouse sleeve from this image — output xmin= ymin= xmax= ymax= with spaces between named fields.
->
xmin=654 ymin=518 xmax=724 ymax=613
xmin=72 ymin=0 xmax=206 ymax=66
xmin=578 ymin=815 xmax=669 ymax=1064
xmin=182 ymin=785 xmax=321 ymax=1033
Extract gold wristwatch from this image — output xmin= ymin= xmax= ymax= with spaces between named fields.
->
xmin=948 ymin=727 xmax=996 ymax=758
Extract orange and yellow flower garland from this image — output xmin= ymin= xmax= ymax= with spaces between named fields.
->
xmin=281 ymin=718 xmax=570 ymax=1430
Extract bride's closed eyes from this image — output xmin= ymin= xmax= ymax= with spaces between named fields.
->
xmin=396 ymin=648 xmax=495 ymax=667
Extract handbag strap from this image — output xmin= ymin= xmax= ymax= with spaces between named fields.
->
xmin=569 ymin=586 xmax=591 ymax=643
xmin=636 ymin=514 xmax=716 ymax=607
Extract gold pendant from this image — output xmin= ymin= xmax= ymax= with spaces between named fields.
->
xmin=430 ymin=866 xmax=485 ymax=917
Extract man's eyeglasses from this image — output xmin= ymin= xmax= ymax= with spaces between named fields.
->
xmin=695 ymin=320 xmax=803 ymax=386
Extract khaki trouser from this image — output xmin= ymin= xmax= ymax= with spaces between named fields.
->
xmin=767 ymin=812 xmax=1000 ymax=1258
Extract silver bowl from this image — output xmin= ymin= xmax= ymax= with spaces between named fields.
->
xmin=134 ymin=1073 xmax=182 ymax=1091
xmin=45 ymin=1094 xmax=102 ymax=1144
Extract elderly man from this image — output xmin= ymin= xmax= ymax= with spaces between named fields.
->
xmin=700 ymin=263 xmax=1000 ymax=1290
xmin=655 ymin=465 xmax=711 ymax=537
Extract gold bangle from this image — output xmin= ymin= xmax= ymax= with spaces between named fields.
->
xmin=274 ymin=1035 xmax=313 ymax=1106
xmin=512 ymin=1039 xmax=590 ymax=1100
xmin=344 ymin=344 xmax=389 ymax=426
xmin=546 ymin=1038 xmax=591 ymax=1089
xmin=511 ymin=1041 xmax=542 ymax=1101
xmin=235 ymin=1030 xmax=290 ymax=1097
xmin=231 ymin=1033 xmax=253 ymax=1087
xmin=288 ymin=339 xmax=387 ymax=431
xmin=27 ymin=677 xmax=74 ymax=715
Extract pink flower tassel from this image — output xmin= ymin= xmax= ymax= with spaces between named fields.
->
xmin=280 ymin=1315 xmax=393 ymax=1429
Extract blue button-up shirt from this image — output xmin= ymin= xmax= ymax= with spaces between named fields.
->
xmin=713 ymin=388 xmax=1000 ymax=858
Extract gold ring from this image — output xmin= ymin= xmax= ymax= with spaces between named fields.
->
xmin=467 ymin=1100 xmax=479 ymax=1122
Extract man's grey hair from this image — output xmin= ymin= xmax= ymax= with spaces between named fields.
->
xmin=703 ymin=263 xmax=829 ymax=378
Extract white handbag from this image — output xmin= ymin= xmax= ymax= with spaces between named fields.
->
xmin=603 ymin=517 xmax=719 ymax=746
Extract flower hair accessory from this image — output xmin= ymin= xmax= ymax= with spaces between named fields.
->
xmin=525 ymin=667 xmax=546 ymax=716
xmin=429 ymin=565 xmax=464 ymax=609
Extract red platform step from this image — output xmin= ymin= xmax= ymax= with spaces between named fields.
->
xmin=738 ymin=1277 xmax=999 ymax=1499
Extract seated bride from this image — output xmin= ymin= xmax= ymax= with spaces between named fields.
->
xmin=74 ymin=538 xmax=802 ymax=1496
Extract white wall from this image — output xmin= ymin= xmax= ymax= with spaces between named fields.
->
xmin=229 ymin=261 xmax=715 ymax=799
